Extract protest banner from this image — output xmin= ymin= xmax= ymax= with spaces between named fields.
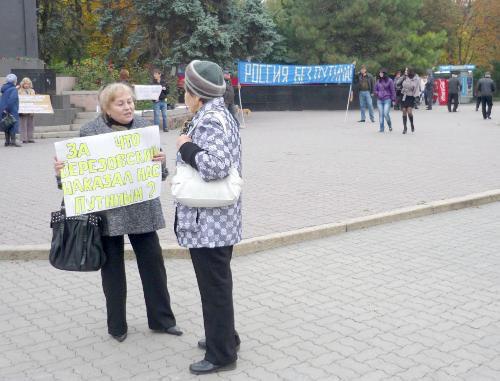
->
xmin=237 ymin=61 xmax=354 ymax=85
xmin=134 ymin=85 xmax=162 ymax=100
xmin=18 ymin=95 xmax=54 ymax=114
xmin=54 ymin=126 xmax=162 ymax=217
xmin=237 ymin=61 xmax=355 ymax=122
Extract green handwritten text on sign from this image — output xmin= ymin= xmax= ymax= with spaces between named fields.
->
xmin=55 ymin=126 xmax=162 ymax=217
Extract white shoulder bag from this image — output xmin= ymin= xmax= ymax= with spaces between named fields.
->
xmin=171 ymin=112 xmax=243 ymax=208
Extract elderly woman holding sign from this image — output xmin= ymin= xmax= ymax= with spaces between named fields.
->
xmin=174 ymin=60 xmax=242 ymax=375
xmin=18 ymin=77 xmax=36 ymax=143
xmin=53 ymin=82 xmax=181 ymax=342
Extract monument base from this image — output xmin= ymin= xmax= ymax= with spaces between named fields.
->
xmin=0 ymin=57 xmax=44 ymax=77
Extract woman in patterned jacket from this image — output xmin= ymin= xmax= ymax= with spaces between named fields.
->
xmin=175 ymin=60 xmax=242 ymax=375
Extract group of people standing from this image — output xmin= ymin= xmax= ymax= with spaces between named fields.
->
xmin=356 ymin=65 xmax=420 ymax=134
xmin=0 ymin=73 xmax=37 ymax=147
xmin=355 ymin=66 xmax=496 ymax=134
xmin=53 ymin=60 xmax=242 ymax=376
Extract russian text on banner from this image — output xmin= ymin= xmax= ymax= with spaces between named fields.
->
xmin=237 ymin=61 xmax=354 ymax=85
xmin=54 ymin=126 xmax=162 ymax=217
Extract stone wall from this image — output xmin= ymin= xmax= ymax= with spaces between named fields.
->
xmin=62 ymin=91 xmax=99 ymax=112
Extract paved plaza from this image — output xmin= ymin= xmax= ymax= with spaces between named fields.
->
xmin=1 ymin=104 xmax=500 ymax=380
xmin=1 ymin=104 xmax=499 ymax=247
xmin=1 ymin=202 xmax=500 ymax=380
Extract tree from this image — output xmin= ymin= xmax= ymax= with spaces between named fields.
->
xmin=37 ymin=0 xmax=97 ymax=65
xmin=267 ymin=0 xmax=447 ymax=72
xmin=419 ymin=0 xmax=500 ymax=68
xmin=452 ymin=0 xmax=500 ymax=67
xmin=229 ymin=0 xmax=281 ymax=62
xmin=96 ymin=0 xmax=280 ymax=70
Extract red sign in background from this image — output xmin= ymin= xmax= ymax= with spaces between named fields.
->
xmin=435 ymin=79 xmax=449 ymax=105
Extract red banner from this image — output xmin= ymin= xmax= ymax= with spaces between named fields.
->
xmin=435 ymin=79 xmax=448 ymax=105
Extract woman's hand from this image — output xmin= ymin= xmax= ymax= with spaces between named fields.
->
xmin=54 ymin=156 xmax=65 ymax=176
xmin=176 ymin=135 xmax=192 ymax=151
xmin=152 ymin=150 xmax=166 ymax=165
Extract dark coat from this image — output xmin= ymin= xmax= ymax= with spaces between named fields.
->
xmin=0 ymin=82 xmax=20 ymax=133
xmin=151 ymin=79 xmax=169 ymax=101
xmin=223 ymin=79 xmax=235 ymax=106
xmin=356 ymin=72 xmax=375 ymax=93
xmin=448 ymin=77 xmax=461 ymax=94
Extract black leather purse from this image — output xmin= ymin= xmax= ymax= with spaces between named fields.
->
xmin=49 ymin=203 xmax=106 ymax=271
xmin=0 ymin=112 xmax=16 ymax=132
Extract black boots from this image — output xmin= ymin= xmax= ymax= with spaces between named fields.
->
xmin=4 ymin=131 xmax=22 ymax=147
xmin=402 ymin=115 xmax=414 ymax=134
xmin=10 ymin=132 xmax=21 ymax=147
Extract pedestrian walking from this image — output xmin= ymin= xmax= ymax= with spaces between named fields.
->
xmin=424 ymin=70 xmax=434 ymax=110
xmin=223 ymin=71 xmax=236 ymax=119
xmin=175 ymin=60 xmax=241 ymax=375
xmin=18 ymin=77 xmax=36 ymax=143
xmin=374 ymin=68 xmax=396 ymax=132
xmin=53 ymin=83 xmax=182 ymax=343
xmin=355 ymin=65 xmax=375 ymax=123
xmin=397 ymin=68 xmax=421 ymax=134
xmin=0 ymin=73 xmax=21 ymax=147
xmin=394 ymin=70 xmax=402 ymax=110
xmin=476 ymin=72 xmax=496 ymax=120
xmin=447 ymin=74 xmax=462 ymax=112
xmin=152 ymin=69 xmax=169 ymax=132
xmin=475 ymin=87 xmax=481 ymax=112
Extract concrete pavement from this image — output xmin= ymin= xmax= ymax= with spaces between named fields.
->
xmin=1 ymin=104 xmax=500 ymax=251
xmin=1 ymin=201 xmax=500 ymax=380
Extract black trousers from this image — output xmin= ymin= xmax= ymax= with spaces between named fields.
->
xmin=101 ymin=231 xmax=176 ymax=336
xmin=425 ymin=90 xmax=433 ymax=109
xmin=481 ymin=96 xmax=493 ymax=119
xmin=190 ymin=246 xmax=240 ymax=365
xmin=476 ymin=96 xmax=482 ymax=110
xmin=448 ymin=93 xmax=459 ymax=112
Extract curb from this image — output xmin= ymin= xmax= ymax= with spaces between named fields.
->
xmin=2 ymin=189 xmax=500 ymax=261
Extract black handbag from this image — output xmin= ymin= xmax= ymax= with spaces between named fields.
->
xmin=0 ymin=112 xmax=16 ymax=132
xmin=49 ymin=203 xmax=107 ymax=271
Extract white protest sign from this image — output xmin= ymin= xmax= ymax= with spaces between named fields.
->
xmin=54 ymin=126 xmax=162 ymax=217
xmin=19 ymin=95 xmax=54 ymax=114
xmin=134 ymin=85 xmax=162 ymax=100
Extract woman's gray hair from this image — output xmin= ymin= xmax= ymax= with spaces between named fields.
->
xmin=98 ymin=82 xmax=135 ymax=116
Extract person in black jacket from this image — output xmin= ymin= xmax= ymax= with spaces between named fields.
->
xmin=223 ymin=72 xmax=236 ymax=118
xmin=476 ymin=72 xmax=496 ymax=120
xmin=152 ymin=69 xmax=169 ymax=132
xmin=447 ymin=74 xmax=462 ymax=112
xmin=424 ymin=70 xmax=434 ymax=110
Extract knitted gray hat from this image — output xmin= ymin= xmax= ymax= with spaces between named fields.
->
xmin=6 ymin=73 xmax=17 ymax=84
xmin=184 ymin=60 xmax=226 ymax=99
